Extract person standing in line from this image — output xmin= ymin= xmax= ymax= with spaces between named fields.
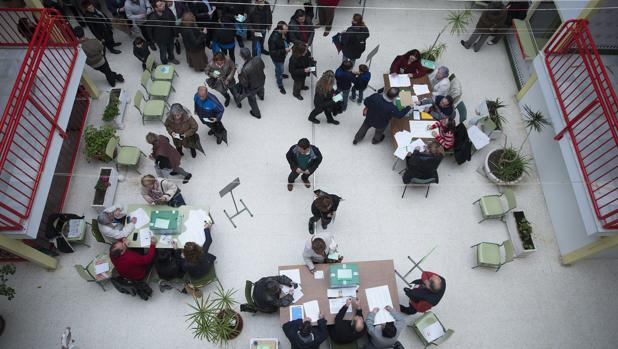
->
xmin=353 ymin=88 xmax=411 ymax=145
xmin=488 ymin=1 xmax=530 ymax=44
xmin=317 ymin=0 xmax=339 ymax=36
xmin=74 ymin=26 xmax=124 ymax=87
xmin=164 ymin=103 xmax=203 ymax=158
xmin=247 ymin=0 xmax=272 ymax=56
xmin=288 ymin=42 xmax=314 ymax=101
xmin=146 ymin=132 xmax=192 ymax=183
xmin=340 ymin=13 xmax=369 ymax=65
xmin=237 ymin=48 xmax=266 ymax=119
xmin=132 ymin=37 xmax=150 ymax=69
xmin=165 ymin=0 xmax=187 ymax=25
xmin=268 ymin=21 xmax=291 ymax=94
xmin=335 ymin=60 xmax=355 ymax=112
xmin=308 ymin=189 xmax=341 ymax=234
xmin=179 ymin=12 xmax=209 ymax=72
xmin=286 ymin=138 xmax=322 ymax=191
xmin=307 ymin=70 xmax=339 ymax=125
xmin=82 ymin=1 xmax=122 ymax=54
xmin=194 ymin=86 xmax=227 ymax=144
xmin=147 ymin=0 xmax=180 ymax=64
xmin=349 ymin=64 xmax=371 ymax=105
xmin=212 ymin=14 xmax=238 ymax=62
xmin=460 ymin=1 xmax=507 ymax=52
xmin=288 ymin=9 xmax=314 ymax=46
xmin=205 ymin=53 xmax=241 ymax=107
xmin=124 ymin=0 xmax=156 ymax=50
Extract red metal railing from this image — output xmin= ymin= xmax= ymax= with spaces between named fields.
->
xmin=544 ymin=19 xmax=618 ymax=230
xmin=0 ymin=8 xmax=79 ymax=231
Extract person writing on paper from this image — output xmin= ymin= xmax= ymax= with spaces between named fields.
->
xmin=329 ymin=298 xmax=366 ymax=344
xmin=97 ymin=205 xmax=136 ymax=240
xmin=140 ymin=174 xmax=186 ymax=207
xmin=353 ymin=88 xmax=411 ymax=145
xmin=308 ymin=189 xmax=341 ymax=234
xmin=307 ymin=70 xmax=339 ymax=125
xmin=252 ymin=275 xmax=296 ymax=313
xmin=365 ymin=306 xmax=406 ymax=349
xmin=303 ymin=232 xmax=342 ymax=273
xmin=389 ymin=49 xmax=427 ymax=78
xmin=282 ymin=315 xmax=328 ymax=349
xmin=110 ymin=235 xmax=157 ymax=281
xmin=402 ymin=141 xmax=444 ymax=185
xmin=181 ymin=222 xmax=217 ymax=281
xmin=400 ymin=271 xmax=446 ymax=315
xmin=428 ymin=118 xmax=456 ymax=150
xmin=429 ymin=66 xmax=450 ymax=98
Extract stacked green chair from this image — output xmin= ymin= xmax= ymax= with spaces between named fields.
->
xmin=473 ymin=188 xmax=517 ymax=223
xmin=133 ymin=90 xmax=168 ymax=125
xmin=90 ymin=219 xmax=111 ymax=245
xmin=409 ymin=311 xmax=454 ymax=348
xmin=140 ymin=70 xmax=174 ymax=100
xmin=146 ymin=53 xmax=178 ymax=82
xmin=471 ymin=239 xmax=515 ymax=271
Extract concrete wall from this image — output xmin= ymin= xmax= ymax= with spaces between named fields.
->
xmin=555 ymin=0 xmax=588 ymax=20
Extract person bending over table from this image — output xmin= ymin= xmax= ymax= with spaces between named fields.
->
xmin=181 ymin=223 xmax=216 ymax=281
xmin=140 ymin=174 xmax=186 ymax=207
xmin=428 ymin=118 xmax=456 ymax=150
xmin=308 ymin=189 xmax=341 ymax=234
xmin=421 ymin=95 xmax=454 ymax=120
xmin=400 ymin=271 xmax=446 ymax=315
xmin=389 ymin=49 xmax=429 ymax=78
xmin=353 ymin=88 xmax=411 ymax=145
xmin=302 ymin=232 xmax=342 ymax=273
xmin=110 ymin=235 xmax=157 ymax=281
xmin=251 ymin=274 xmax=297 ymax=313
xmin=282 ymin=315 xmax=328 ymax=349
xmin=97 ymin=205 xmax=136 ymax=241
xmin=365 ymin=306 xmax=406 ymax=349
xmin=329 ymin=298 xmax=366 ymax=344
xmin=402 ymin=141 xmax=444 ymax=184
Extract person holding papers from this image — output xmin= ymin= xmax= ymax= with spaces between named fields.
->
xmin=140 ymin=175 xmax=186 ymax=207
xmin=329 ymin=298 xmax=367 ymax=344
xmin=389 ymin=49 xmax=428 ymax=78
xmin=365 ymin=306 xmax=406 ymax=349
xmin=98 ymin=205 xmax=136 ymax=240
xmin=146 ymin=133 xmax=192 ymax=183
xmin=429 ymin=66 xmax=451 ymax=98
xmin=308 ymin=71 xmax=340 ymax=125
xmin=428 ymin=118 xmax=456 ymax=150
xmin=288 ymin=42 xmax=315 ymax=101
xmin=400 ymin=271 xmax=446 ymax=315
xmin=252 ymin=275 xmax=296 ymax=313
xmin=181 ymin=223 xmax=217 ymax=281
xmin=402 ymin=141 xmax=444 ymax=185
xmin=110 ymin=235 xmax=157 ymax=281
xmin=164 ymin=103 xmax=202 ymax=158
xmin=335 ymin=60 xmax=355 ymax=112
xmin=308 ymin=189 xmax=341 ymax=234
xmin=286 ymin=138 xmax=323 ymax=191
xmin=302 ymin=232 xmax=341 ymax=273
xmin=282 ymin=315 xmax=328 ymax=349
xmin=247 ymin=0 xmax=272 ymax=56
xmin=353 ymin=88 xmax=411 ymax=145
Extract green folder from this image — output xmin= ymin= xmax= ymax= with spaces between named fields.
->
xmin=329 ymin=263 xmax=360 ymax=288
xmin=421 ymin=59 xmax=436 ymax=70
xmin=149 ymin=210 xmax=180 ymax=234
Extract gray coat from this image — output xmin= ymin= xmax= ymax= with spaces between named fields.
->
xmin=365 ymin=309 xmax=406 ymax=348
xmin=205 ymin=58 xmax=237 ymax=95
xmin=239 ymin=56 xmax=266 ymax=90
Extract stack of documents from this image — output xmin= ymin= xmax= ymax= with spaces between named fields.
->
xmin=409 ymin=120 xmax=436 ymax=139
xmin=413 ymin=84 xmax=430 ymax=95
xmin=129 ymin=208 xmax=150 ymax=229
xmin=179 ymin=209 xmax=209 ymax=246
xmin=389 ymin=74 xmax=411 ymax=87
xmin=303 ymin=300 xmax=320 ymax=321
xmin=365 ymin=285 xmax=395 ymax=325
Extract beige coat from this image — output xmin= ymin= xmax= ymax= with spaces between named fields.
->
xmin=141 ymin=178 xmax=178 ymax=204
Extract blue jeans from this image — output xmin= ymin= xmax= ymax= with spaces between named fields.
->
xmin=272 ymin=59 xmax=284 ymax=88
xmin=341 ymin=89 xmax=350 ymax=111
xmin=351 ymin=87 xmax=365 ymax=102
xmin=157 ymin=41 xmax=175 ymax=64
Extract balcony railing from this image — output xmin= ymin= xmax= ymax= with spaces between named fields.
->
xmin=0 ymin=8 xmax=78 ymax=231
xmin=544 ymin=19 xmax=618 ymax=230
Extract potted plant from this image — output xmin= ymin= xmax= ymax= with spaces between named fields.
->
xmin=421 ymin=9 xmax=472 ymax=61
xmin=515 ymin=211 xmax=535 ymax=251
xmin=185 ymin=286 xmax=243 ymax=345
xmin=484 ymin=105 xmax=551 ymax=184
xmin=84 ymin=125 xmax=115 ymax=162
xmin=102 ymin=95 xmax=119 ymax=123
xmin=0 ymin=264 xmax=16 ymax=336
xmin=93 ymin=174 xmax=111 ymax=206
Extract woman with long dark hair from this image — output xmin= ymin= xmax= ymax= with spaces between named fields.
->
xmin=308 ymin=70 xmax=339 ymax=125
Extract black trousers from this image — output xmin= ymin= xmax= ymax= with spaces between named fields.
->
xmin=293 ymin=78 xmax=306 ymax=96
xmin=309 ymin=215 xmax=332 ymax=228
xmin=101 ymin=29 xmax=117 ymax=50
xmin=288 ymin=168 xmax=315 ymax=184
xmin=308 ymin=106 xmax=334 ymax=122
xmin=94 ymin=59 xmax=119 ymax=86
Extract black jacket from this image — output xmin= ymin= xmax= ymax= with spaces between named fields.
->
xmin=328 ymin=305 xmax=366 ymax=344
xmin=402 ymin=150 xmax=443 ymax=184
xmin=286 ymin=144 xmax=322 ymax=172
xmin=340 ymin=25 xmax=369 ymax=60
xmin=247 ymin=2 xmax=272 ymax=31
xmin=180 ymin=27 xmax=207 ymax=52
xmin=182 ymin=228 xmax=216 ymax=280
xmin=239 ymin=56 xmax=266 ymax=90
xmin=133 ymin=43 xmax=150 ymax=63
xmin=252 ymin=275 xmax=294 ymax=313
xmin=288 ymin=16 xmax=314 ymax=45
xmin=312 ymin=89 xmax=336 ymax=111
xmin=454 ymin=123 xmax=472 ymax=165
xmin=288 ymin=52 xmax=314 ymax=81
xmin=268 ymin=30 xmax=288 ymax=62
xmin=283 ymin=318 xmax=328 ymax=349
xmin=187 ymin=1 xmax=212 ymax=26
xmin=83 ymin=10 xmax=112 ymax=41
xmin=147 ymin=9 xmax=177 ymax=44
xmin=405 ymin=275 xmax=447 ymax=307
xmin=155 ymin=249 xmax=185 ymax=281
xmin=213 ymin=19 xmax=237 ymax=45
xmin=311 ymin=190 xmax=341 ymax=219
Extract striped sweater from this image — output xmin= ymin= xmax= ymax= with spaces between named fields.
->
xmin=430 ymin=119 xmax=455 ymax=150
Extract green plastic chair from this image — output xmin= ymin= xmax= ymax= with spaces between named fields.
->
xmin=473 ymin=188 xmax=516 ymax=223
xmin=140 ymin=70 xmax=174 ymax=100
xmin=133 ymin=90 xmax=168 ymax=125
xmin=90 ymin=219 xmax=111 ymax=245
xmin=244 ymin=280 xmax=256 ymax=307
xmin=329 ymin=338 xmax=358 ymax=349
xmin=105 ymin=136 xmax=143 ymax=174
xmin=402 ymin=177 xmax=437 ymax=198
xmin=191 ymin=265 xmax=222 ymax=289
xmin=471 ymin=240 xmax=515 ymax=271
xmin=409 ymin=311 xmax=454 ymax=348
xmin=146 ymin=53 xmax=178 ymax=82
xmin=477 ymin=117 xmax=501 ymax=139
xmin=75 ymin=263 xmax=107 ymax=291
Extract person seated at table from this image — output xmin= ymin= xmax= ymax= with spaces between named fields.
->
xmin=365 ymin=306 xmax=406 ymax=349
xmin=389 ymin=49 xmax=428 ymax=78
xmin=402 ymin=141 xmax=444 ymax=184
xmin=252 ymin=274 xmax=296 ymax=313
xmin=329 ymin=298 xmax=367 ymax=344
xmin=429 ymin=66 xmax=450 ymax=98
xmin=181 ymin=223 xmax=216 ymax=281
xmin=140 ymin=174 xmax=186 ymax=207
xmin=428 ymin=117 xmax=456 ymax=150
xmin=353 ymin=87 xmax=412 ymax=145
xmin=423 ymin=95 xmax=454 ymax=120
xmin=308 ymin=189 xmax=341 ymax=234
xmin=282 ymin=315 xmax=328 ymax=349
xmin=400 ymin=271 xmax=446 ymax=315
xmin=302 ymin=232 xmax=342 ymax=273
xmin=155 ymin=249 xmax=185 ymax=281
xmin=97 ymin=205 xmax=137 ymax=240
xmin=110 ymin=236 xmax=157 ymax=281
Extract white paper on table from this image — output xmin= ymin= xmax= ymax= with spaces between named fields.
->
xmin=409 ymin=120 xmax=436 ymax=139
xmin=139 ymin=228 xmax=151 ymax=246
xmin=309 ymin=66 xmax=316 ymax=72
xmin=154 ymin=218 xmax=169 ymax=229
xmin=365 ymin=285 xmax=395 ymax=325
xmin=423 ymin=321 xmax=446 ymax=343
xmin=467 ymin=125 xmax=490 ymax=150
xmin=412 ymin=95 xmax=419 ymax=104
xmin=303 ymin=300 xmax=320 ymax=322
xmin=327 ymin=287 xmax=358 ymax=298
xmin=413 ymin=84 xmax=430 ymax=95
xmin=292 ymin=289 xmax=304 ymax=303
xmin=279 ymin=269 xmax=302 ymax=285
xmin=281 ymin=284 xmax=302 ymax=294
xmin=394 ymin=130 xmax=413 ymax=147
xmin=413 ymin=110 xmax=421 ymax=120
xmin=388 ymin=74 xmax=411 ymax=87
xmin=329 ymin=298 xmax=353 ymax=314
xmin=314 ymin=270 xmax=324 ymax=279
xmin=159 ymin=235 xmax=173 ymax=245
xmin=393 ymin=146 xmax=408 ymax=160
xmin=129 ymin=208 xmax=150 ymax=229
xmin=95 ymin=263 xmax=109 ymax=274
xmin=179 ymin=209 xmax=209 ymax=246
xmin=407 ymin=139 xmax=427 ymax=153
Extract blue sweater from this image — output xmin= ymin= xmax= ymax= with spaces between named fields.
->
xmin=335 ymin=67 xmax=355 ymax=91
xmin=353 ymin=71 xmax=371 ymax=90
xmin=194 ymin=93 xmax=224 ymax=123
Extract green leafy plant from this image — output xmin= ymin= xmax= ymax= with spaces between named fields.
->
xmin=102 ymin=97 xmax=119 ymax=122
xmin=422 ymin=9 xmax=472 ymax=60
xmin=84 ymin=125 xmax=115 ymax=162
xmin=0 ymin=264 xmax=16 ymax=301
xmin=519 ymin=104 xmax=551 ymax=153
xmin=486 ymin=98 xmax=508 ymax=130
xmin=185 ymin=286 xmax=242 ymax=345
xmin=515 ymin=213 xmax=535 ymax=250
xmin=94 ymin=177 xmax=110 ymax=192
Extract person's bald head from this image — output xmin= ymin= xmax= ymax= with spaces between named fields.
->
xmin=424 ymin=274 xmax=443 ymax=292
xmin=197 ymin=86 xmax=207 ymax=99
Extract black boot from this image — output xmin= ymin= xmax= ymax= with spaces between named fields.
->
xmin=190 ymin=148 xmax=197 ymax=158
xmin=224 ymin=93 xmax=230 ymax=107
xmin=308 ymin=218 xmax=315 ymax=235
xmin=176 ymin=147 xmax=184 ymax=156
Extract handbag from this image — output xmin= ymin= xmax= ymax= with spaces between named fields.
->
xmin=174 ymin=38 xmax=181 ymax=55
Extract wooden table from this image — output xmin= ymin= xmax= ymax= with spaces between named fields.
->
xmin=278 ymin=260 xmax=399 ymax=325
xmin=125 ymin=204 xmax=212 ymax=249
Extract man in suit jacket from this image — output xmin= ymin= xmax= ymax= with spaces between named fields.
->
xmin=353 ymin=88 xmax=411 ymax=145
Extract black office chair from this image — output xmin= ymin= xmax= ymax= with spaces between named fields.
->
xmin=402 ymin=178 xmax=437 ymax=198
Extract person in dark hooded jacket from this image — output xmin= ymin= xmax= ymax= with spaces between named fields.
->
xmin=400 ymin=271 xmax=446 ymax=314
xmin=237 ymin=48 xmax=266 ymax=118
xmin=340 ymin=13 xmax=369 ymax=64
xmin=247 ymin=0 xmax=272 ymax=56
xmin=252 ymin=275 xmax=296 ymax=312
xmin=402 ymin=141 xmax=444 ymax=184
xmin=288 ymin=9 xmax=314 ymax=46
xmin=283 ymin=317 xmax=328 ymax=349
xmin=460 ymin=1 xmax=507 ymax=52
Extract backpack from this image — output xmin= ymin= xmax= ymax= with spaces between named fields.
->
xmin=155 ymin=249 xmax=185 ymax=281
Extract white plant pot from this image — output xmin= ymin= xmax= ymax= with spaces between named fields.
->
xmin=483 ymin=149 xmax=524 ymax=185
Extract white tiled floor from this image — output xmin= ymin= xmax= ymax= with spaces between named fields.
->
xmin=1 ymin=1 xmax=618 ymax=348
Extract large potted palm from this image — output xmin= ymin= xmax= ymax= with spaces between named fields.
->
xmin=185 ymin=286 xmax=243 ymax=345
xmin=422 ymin=9 xmax=472 ymax=61
xmin=484 ymin=105 xmax=551 ymax=184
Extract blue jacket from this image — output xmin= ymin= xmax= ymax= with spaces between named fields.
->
xmin=353 ymin=71 xmax=371 ymax=90
xmin=335 ymin=67 xmax=355 ymax=91
xmin=363 ymin=93 xmax=411 ymax=129
xmin=194 ymin=93 xmax=224 ymax=123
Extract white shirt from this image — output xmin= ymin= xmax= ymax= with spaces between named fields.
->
xmin=430 ymin=72 xmax=451 ymax=98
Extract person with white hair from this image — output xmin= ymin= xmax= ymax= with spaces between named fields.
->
xmin=97 ymin=205 xmax=136 ymax=240
xmin=430 ymin=66 xmax=451 ymax=98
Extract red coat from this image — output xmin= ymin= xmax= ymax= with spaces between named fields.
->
xmin=406 ymin=271 xmax=446 ymax=313
xmin=111 ymin=243 xmax=156 ymax=281
xmin=389 ymin=53 xmax=427 ymax=78
xmin=318 ymin=0 xmax=340 ymax=6
xmin=152 ymin=135 xmax=182 ymax=169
